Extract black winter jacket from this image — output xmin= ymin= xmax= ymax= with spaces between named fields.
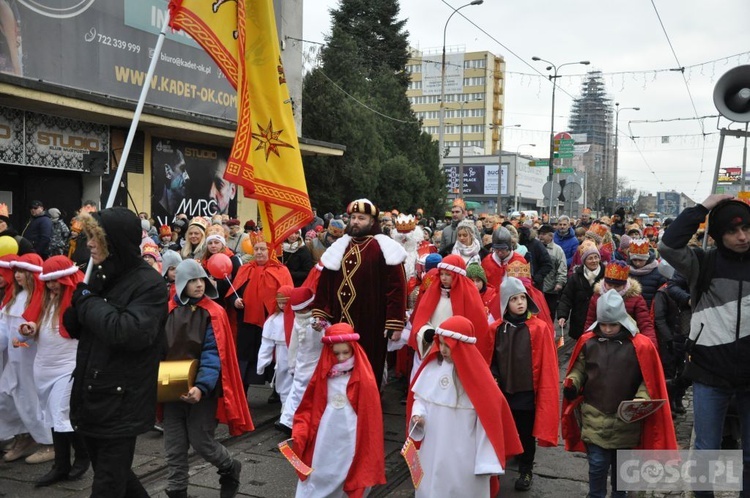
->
xmin=65 ymin=207 xmax=169 ymax=438
xmin=556 ymin=262 xmax=606 ymax=339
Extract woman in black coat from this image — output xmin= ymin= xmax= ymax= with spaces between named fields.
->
xmin=556 ymin=245 xmax=605 ymax=340
xmin=281 ymin=231 xmax=314 ymax=287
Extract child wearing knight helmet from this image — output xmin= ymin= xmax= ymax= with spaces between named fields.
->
xmin=562 ymin=289 xmax=676 ymax=498
xmin=407 ymin=316 xmax=522 ymax=498
xmin=161 ymin=259 xmax=253 ymax=498
xmin=292 ymin=323 xmax=385 ymax=497
xmin=491 ymin=276 xmax=560 ymax=491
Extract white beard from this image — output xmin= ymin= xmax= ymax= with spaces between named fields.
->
xmin=390 ymin=226 xmax=425 ymax=280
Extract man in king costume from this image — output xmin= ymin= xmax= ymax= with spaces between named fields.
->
xmin=312 ymin=199 xmax=407 ymax=386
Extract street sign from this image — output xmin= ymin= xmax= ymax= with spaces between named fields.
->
xmin=529 ymin=160 xmax=549 ymax=167
xmin=560 ymin=139 xmax=575 ymax=145
xmin=542 ymin=181 xmax=561 ymax=199
xmin=555 ymin=167 xmax=575 ymax=174
xmin=554 ymin=152 xmax=574 ymax=159
xmin=562 ymin=182 xmax=583 ymax=201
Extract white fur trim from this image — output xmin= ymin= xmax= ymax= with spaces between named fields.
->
xmin=40 ymin=265 xmax=79 ymax=281
xmin=11 ymin=261 xmax=42 ymax=273
xmin=437 ymin=262 xmax=467 ymax=276
xmin=0 ymin=261 xmax=12 ymax=269
xmin=291 ymin=295 xmax=315 ymax=311
xmin=320 ymin=234 xmax=407 ymax=271
xmin=435 ymin=326 xmax=477 ymax=344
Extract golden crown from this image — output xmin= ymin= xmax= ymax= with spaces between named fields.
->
xmin=506 ymin=260 xmax=531 ymax=279
xmin=604 ymin=262 xmax=630 ymax=281
xmin=629 ymin=239 xmax=650 ymax=256
xmin=395 ymin=214 xmax=417 ymax=233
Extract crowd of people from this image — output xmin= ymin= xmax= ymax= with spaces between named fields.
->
xmin=0 ymin=192 xmax=748 ymax=498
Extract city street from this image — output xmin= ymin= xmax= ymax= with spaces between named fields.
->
xmin=0 ymin=343 xmax=695 ymax=498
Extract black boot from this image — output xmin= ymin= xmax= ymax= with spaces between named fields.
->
xmin=165 ymin=489 xmax=188 ymax=498
xmin=35 ymin=430 xmax=70 ymax=488
xmin=68 ymin=432 xmax=90 ymax=480
xmin=218 ymin=458 xmax=241 ymax=498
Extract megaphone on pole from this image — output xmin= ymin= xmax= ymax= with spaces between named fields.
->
xmin=713 ymin=65 xmax=750 ymax=123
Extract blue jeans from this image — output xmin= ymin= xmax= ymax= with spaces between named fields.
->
xmin=692 ymin=382 xmax=750 ymax=498
xmin=587 ymin=443 xmax=626 ymax=498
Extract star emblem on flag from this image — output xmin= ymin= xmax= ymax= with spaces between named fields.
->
xmin=252 ymin=119 xmax=294 ymax=161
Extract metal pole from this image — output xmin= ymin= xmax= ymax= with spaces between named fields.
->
xmin=459 ymin=104 xmax=465 ymax=198
xmin=84 ymin=10 xmax=171 ymax=282
xmin=742 ymin=123 xmax=749 ymax=192
xmin=548 ymin=69 xmax=557 ymax=218
xmin=613 ymin=103 xmax=619 ymax=215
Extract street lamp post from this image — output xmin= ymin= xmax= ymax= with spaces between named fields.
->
xmin=532 ymin=56 xmax=590 ymax=218
xmin=515 ymin=144 xmax=536 ymax=210
xmin=439 ymin=0 xmax=483 ymax=197
xmin=613 ymin=102 xmax=640 ymax=214
xmin=489 ymin=124 xmax=521 ymax=215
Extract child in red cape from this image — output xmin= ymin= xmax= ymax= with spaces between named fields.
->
xmin=490 ymin=276 xmax=560 ymax=491
xmin=162 ymin=259 xmax=253 ymax=498
xmin=562 ymin=289 xmax=676 ymax=498
xmin=292 ymin=323 xmax=385 ymax=498
xmin=407 ymin=316 xmax=522 ymax=498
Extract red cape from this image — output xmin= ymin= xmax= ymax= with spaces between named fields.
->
xmin=168 ymin=297 xmax=254 ymax=436
xmin=231 ymin=260 xmax=293 ymax=327
xmin=407 ymin=338 xmax=523 ymax=474
xmin=293 ymin=341 xmax=385 ymax=497
xmin=489 ymin=315 xmax=560 ymax=447
xmin=561 ymin=331 xmax=677 ymax=452
xmin=409 ymin=274 xmax=492 ymax=364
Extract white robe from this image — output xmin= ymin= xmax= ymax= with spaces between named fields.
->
xmin=0 ymin=291 xmax=51 ymax=443
xmin=410 ymin=360 xmax=503 ymax=498
xmin=33 ymin=308 xmax=77 ymax=432
xmin=279 ymin=312 xmax=322 ymax=427
xmin=295 ymin=373 xmax=369 ymax=498
xmin=257 ymin=311 xmax=292 ymax=404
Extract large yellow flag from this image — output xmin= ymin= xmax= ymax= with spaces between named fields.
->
xmin=169 ymin=0 xmax=312 ymax=248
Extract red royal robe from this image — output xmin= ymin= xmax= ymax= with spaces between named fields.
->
xmin=293 ymin=342 xmax=385 ymax=497
xmin=489 ymin=315 xmax=560 ymax=447
xmin=168 ymin=297 xmax=254 ymax=436
xmin=561 ymin=331 xmax=677 ymax=452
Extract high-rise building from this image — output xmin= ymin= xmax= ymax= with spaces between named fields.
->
xmin=406 ymin=49 xmax=506 ymax=157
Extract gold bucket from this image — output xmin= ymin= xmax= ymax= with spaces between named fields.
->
xmin=157 ymin=359 xmax=198 ymax=403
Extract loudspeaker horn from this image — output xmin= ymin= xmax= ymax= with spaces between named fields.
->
xmin=713 ymin=65 xmax=750 ymax=123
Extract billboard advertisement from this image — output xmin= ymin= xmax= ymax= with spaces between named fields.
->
xmin=445 ymin=164 xmax=508 ymax=196
xmin=150 ymin=136 xmax=237 ymax=226
xmin=4 ymin=0 xmax=235 ymax=120
xmin=421 ymin=52 xmax=464 ymax=96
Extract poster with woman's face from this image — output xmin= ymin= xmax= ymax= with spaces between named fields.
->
xmin=151 ymin=137 xmax=237 ymax=226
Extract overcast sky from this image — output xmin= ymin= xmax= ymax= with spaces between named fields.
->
xmin=301 ymin=0 xmax=750 ymax=202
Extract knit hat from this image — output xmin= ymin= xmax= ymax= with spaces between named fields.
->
xmin=290 ymin=286 xmax=315 ymax=311
xmin=578 ymin=240 xmax=600 ymax=263
xmin=327 ymin=219 xmax=346 ymax=238
xmin=175 ymin=259 xmax=218 ymax=305
xmin=618 ymin=234 xmax=632 ymax=250
xmin=159 ymin=225 xmax=172 ymax=238
xmin=322 ymin=322 xmax=361 ymax=344
xmin=161 ymin=250 xmax=182 ymax=277
xmin=604 ymin=260 xmax=630 ymax=285
xmin=226 ymin=219 xmax=240 ymax=227
xmin=435 ymin=315 xmax=477 ymax=344
xmin=491 ymin=226 xmax=512 ymax=250
xmin=456 ymin=219 xmax=477 ymax=238
xmin=708 ymin=199 xmax=750 ymax=245
xmin=189 ymin=216 xmax=210 ymax=232
xmin=346 ymin=198 xmax=379 ymax=217
xmin=465 ymin=262 xmax=487 ymax=284
xmin=585 ymin=223 xmax=608 ymax=244
xmin=424 ymin=253 xmax=442 ymax=271
xmin=628 ymin=239 xmax=650 ymax=261
xmin=141 ymin=242 xmax=162 ymax=262
xmin=587 ymin=289 xmax=638 ymax=336
xmin=499 ymin=276 xmax=540 ymax=317
xmin=48 ymin=208 xmax=61 ymax=220
xmin=437 ymin=254 xmax=467 ymax=276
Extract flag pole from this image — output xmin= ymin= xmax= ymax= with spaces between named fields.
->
xmin=84 ymin=11 xmax=171 ymax=283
